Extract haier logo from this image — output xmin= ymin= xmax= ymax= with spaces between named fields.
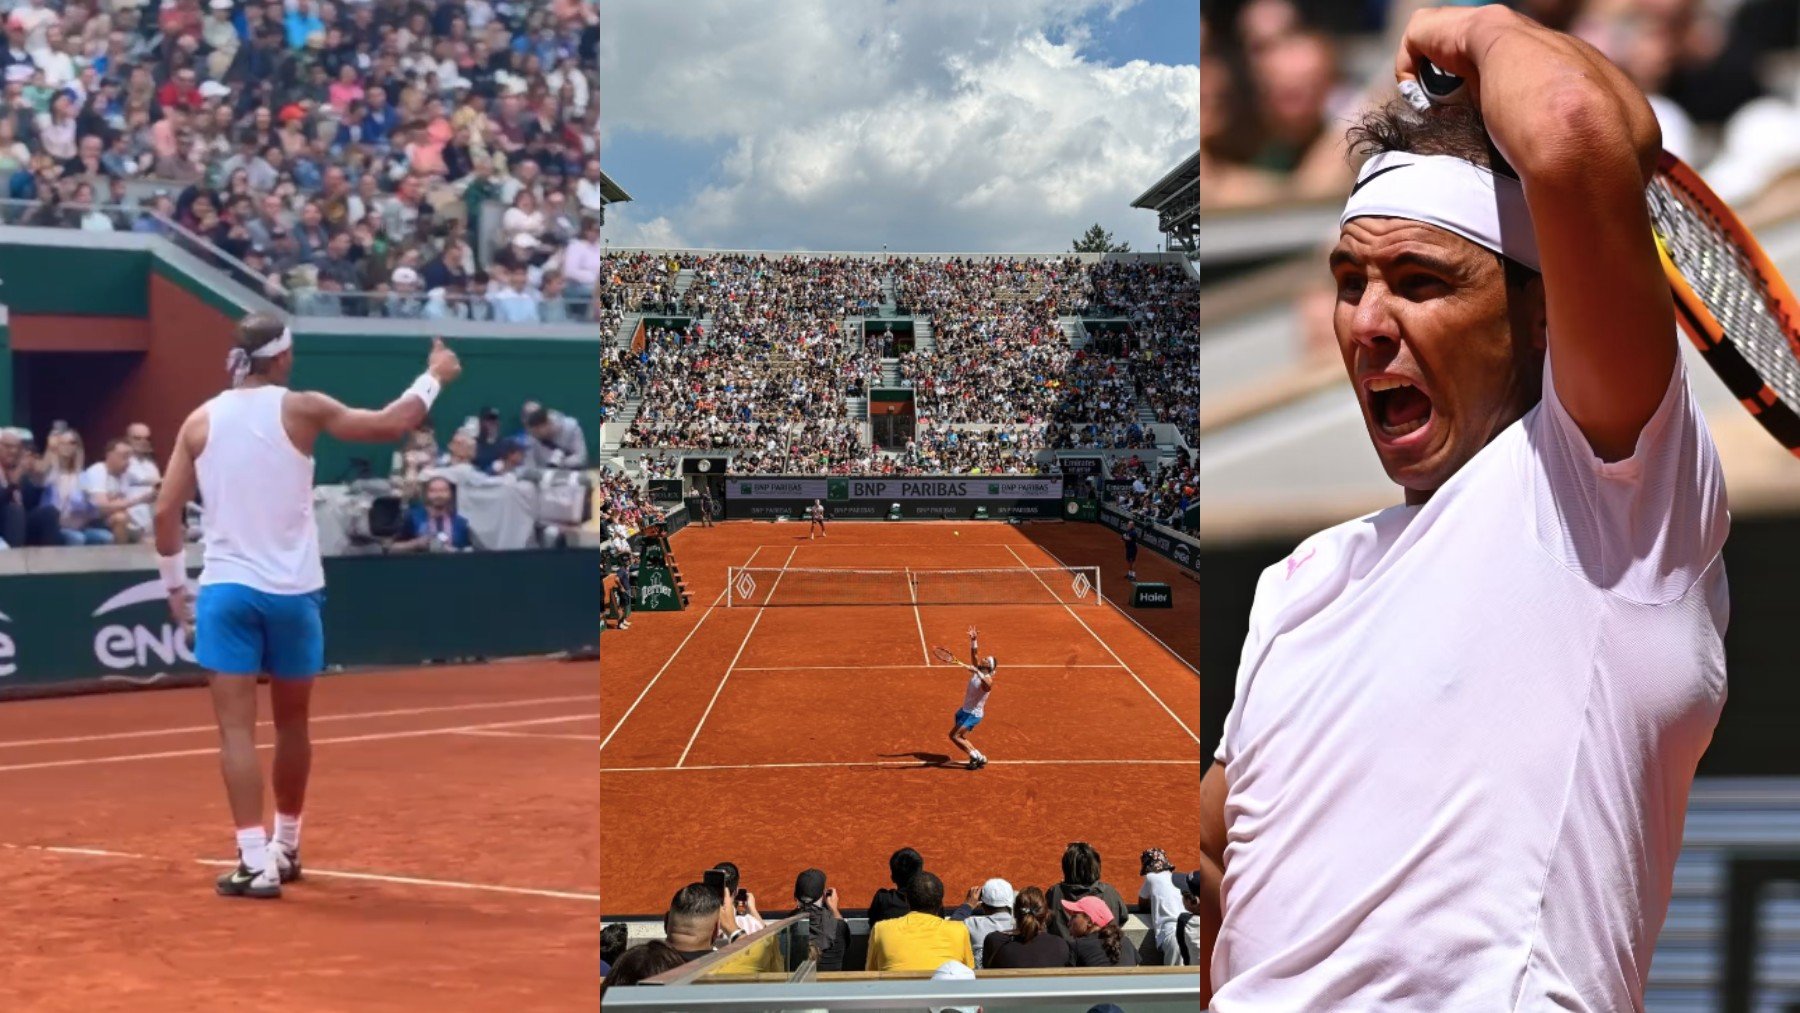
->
xmin=1140 ymin=591 xmax=1170 ymax=604
xmin=91 ymin=579 xmax=196 ymax=674
xmin=0 ymin=609 xmax=14 ymax=678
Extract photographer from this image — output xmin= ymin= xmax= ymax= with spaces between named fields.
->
xmin=790 ymin=868 xmax=850 ymax=972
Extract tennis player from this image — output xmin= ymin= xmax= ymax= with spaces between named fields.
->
xmin=1122 ymin=520 xmax=1139 ymax=582
xmin=944 ymin=625 xmax=995 ymax=770
xmin=154 ymin=315 xmax=461 ymax=899
xmin=1202 ymin=7 xmax=1727 ymax=1009
xmin=808 ymin=498 xmax=826 ymax=540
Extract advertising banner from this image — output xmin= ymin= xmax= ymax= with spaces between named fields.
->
xmin=0 ymin=549 xmax=599 ymax=696
xmin=648 ymin=479 xmax=685 ymax=502
xmin=726 ymin=475 xmax=1065 ymax=520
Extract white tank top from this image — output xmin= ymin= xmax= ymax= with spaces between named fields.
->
xmin=961 ymin=667 xmax=993 ymax=717
xmin=194 ymin=385 xmax=324 ymax=595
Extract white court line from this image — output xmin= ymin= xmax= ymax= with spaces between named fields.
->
xmin=676 ymin=545 xmax=797 ymax=768
xmin=0 ymin=714 xmax=597 ymax=774
xmin=731 ymin=664 xmax=1125 ymax=672
xmin=909 ymin=567 xmax=930 ymax=665
xmin=0 ymin=694 xmax=603 ymax=749
xmin=3 ymin=844 xmax=598 ymax=901
xmin=1005 ymin=545 xmax=1199 ymax=744
xmin=452 ymin=729 xmax=600 ymax=743
xmin=602 ymin=758 xmax=1199 ymax=773
xmin=598 ymin=544 xmax=761 ymax=754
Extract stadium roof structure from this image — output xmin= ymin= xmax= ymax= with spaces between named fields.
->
xmin=599 ymin=169 xmax=631 ymax=225
xmin=1131 ymin=151 xmax=1197 ymax=255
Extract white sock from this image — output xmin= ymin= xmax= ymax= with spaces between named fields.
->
xmin=273 ymin=813 xmax=302 ymax=852
xmin=236 ymin=826 xmax=269 ymax=873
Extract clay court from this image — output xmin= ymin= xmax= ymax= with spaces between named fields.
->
xmin=0 ymin=661 xmax=599 ymax=1012
xmin=599 ymin=520 xmax=1200 ymax=917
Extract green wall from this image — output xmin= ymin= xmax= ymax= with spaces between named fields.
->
xmin=292 ymin=331 xmax=598 ymax=479
xmin=0 ymin=243 xmax=149 ymax=316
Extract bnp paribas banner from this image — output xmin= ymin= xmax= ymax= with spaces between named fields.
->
xmin=726 ymin=475 xmax=1065 ymax=519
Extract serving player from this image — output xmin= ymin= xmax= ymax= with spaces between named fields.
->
xmin=808 ymin=498 xmax=826 ymax=540
xmin=154 ymin=315 xmax=461 ymax=899
xmin=939 ymin=625 xmax=996 ymax=770
xmin=1201 ymin=7 xmax=1727 ymax=1008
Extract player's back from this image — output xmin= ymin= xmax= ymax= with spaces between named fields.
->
xmin=194 ymin=385 xmax=324 ymax=595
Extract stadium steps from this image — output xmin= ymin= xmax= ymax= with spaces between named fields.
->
xmin=916 ymin=318 xmax=935 ymax=354
xmin=880 ymin=360 xmax=901 ymax=386
xmin=613 ymin=312 xmax=640 ymax=348
xmin=1063 ymin=316 xmax=1088 ymax=351
xmin=1136 ymin=402 xmax=1159 ymax=426
xmin=846 ymin=396 xmax=868 ymax=420
xmin=674 ymin=268 xmax=695 ymax=298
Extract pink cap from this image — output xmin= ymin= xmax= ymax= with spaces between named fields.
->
xmin=1059 ymin=895 xmax=1114 ymax=928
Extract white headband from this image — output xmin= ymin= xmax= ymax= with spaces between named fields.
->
xmin=226 ymin=327 xmax=293 ymax=387
xmin=1340 ymin=152 xmax=1540 ymax=272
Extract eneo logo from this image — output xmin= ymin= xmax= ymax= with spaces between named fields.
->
xmin=91 ymin=578 xmax=197 ymax=680
xmin=0 ymin=609 xmax=15 ymax=678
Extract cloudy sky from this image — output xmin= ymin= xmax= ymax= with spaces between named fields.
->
xmin=599 ymin=0 xmax=1198 ymax=253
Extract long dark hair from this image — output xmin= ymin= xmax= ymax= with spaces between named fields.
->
xmin=1061 ymin=842 xmax=1101 ymax=887
xmin=600 ymin=940 xmax=685 ymax=994
xmin=1096 ymin=920 xmax=1123 ymax=965
xmin=1012 ymin=886 xmax=1047 ymax=944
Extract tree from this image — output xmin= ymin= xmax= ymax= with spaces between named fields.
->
xmin=1071 ymin=224 xmax=1131 ymax=253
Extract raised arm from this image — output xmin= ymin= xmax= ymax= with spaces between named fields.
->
xmin=289 ymin=338 xmax=463 ymax=447
xmin=1397 ymin=5 xmax=1673 ymax=461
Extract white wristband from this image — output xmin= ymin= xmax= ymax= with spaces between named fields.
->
xmin=158 ymin=553 xmax=187 ymax=593
xmin=405 ymin=373 xmax=441 ymax=411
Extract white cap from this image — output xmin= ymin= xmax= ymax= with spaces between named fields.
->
xmin=510 ymin=233 xmax=540 ymax=249
xmin=931 ymin=960 xmax=974 ymax=981
xmin=978 ymin=878 xmax=1014 ymax=908
xmin=209 ymin=0 xmax=233 ymax=10
xmin=391 ymin=266 xmax=420 ymax=286
xmin=198 ymin=80 xmax=231 ymax=99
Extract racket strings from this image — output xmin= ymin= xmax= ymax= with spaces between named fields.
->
xmin=1649 ymin=175 xmax=1800 ymax=404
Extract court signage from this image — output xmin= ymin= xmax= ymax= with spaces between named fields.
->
xmin=727 ymin=475 xmax=1065 ymax=520
xmin=1132 ymin=583 xmax=1174 ymax=608
xmin=0 ymin=609 xmax=14 ymax=678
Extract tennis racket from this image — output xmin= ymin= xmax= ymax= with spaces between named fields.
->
xmin=1413 ymin=62 xmax=1800 ymax=455
xmin=931 ymin=645 xmax=960 ymax=665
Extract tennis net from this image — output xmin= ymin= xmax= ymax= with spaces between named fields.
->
xmin=724 ymin=566 xmax=1103 ymax=607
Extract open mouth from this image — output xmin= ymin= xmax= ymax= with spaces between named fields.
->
xmin=1367 ymin=376 xmax=1433 ymax=439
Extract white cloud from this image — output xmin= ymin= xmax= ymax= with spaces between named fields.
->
xmin=603 ymin=211 xmax=690 ymax=250
xmin=599 ymin=0 xmax=1195 ymax=252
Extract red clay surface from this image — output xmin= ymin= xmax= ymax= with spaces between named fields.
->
xmin=0 ymin=662 xmax=599 ymax=1012
xmin=599 ymin=520 xmax=1200 ymax=918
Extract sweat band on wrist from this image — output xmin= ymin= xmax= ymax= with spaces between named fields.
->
xmin=405 ymin=373 xmax=441 ymax=410
xmin=158 ymin=553 xmax=187 ymax=592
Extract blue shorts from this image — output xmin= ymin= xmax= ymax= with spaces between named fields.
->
xmin=953 ymin=709 xmax=982 ymax=731
xmin=195 ymin=583 xmax=326 ymax=679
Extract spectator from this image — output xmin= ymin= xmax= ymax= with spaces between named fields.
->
xmin=392 ymin=477 xmax=472 ymax=553
xmin=1136 ymin=848 xmax=1190 ymax=966
xmin=524 ymin=404 xmax=587 ymax=470
xmin=83 ymin=436 xmax=154 ymax=544
xmin=710 ymin=862 xmax=765 ymax=936
xmin=947 ymin=878 xmax=1016 ymax=968
xmin=1061 ymin=895 xmax=1136 ymax=968
xmin=790 ymin=868 xmax=850 ymax=972
xmin=0 ymin=427 xmax=59 ymax=547
xmin=864 ymin=871 xmax=974 ymax=973
xmin=600 ymin=922 xmax=630 ymax=976
xmin=662 ymin=882 xmax=721 ymax=964
xmin=40 ymin=428 xmax=107 ymax=545
xmin=1045 ymin=842 xmax=1130 ymax=940
xmin=982 ymin=886 xmax=1071 ymax=970
xmin=867 ymin=846 xmax=925 ymax=925
xmin=1164 ymin=870 xmax=1203 ymax=967
xmin=600 ymin=941 xmax=685 ymax=995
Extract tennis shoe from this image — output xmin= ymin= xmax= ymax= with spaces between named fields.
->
xmin=216 ymin=860 xmax=281 ymax=899
xmin=272 ymin=843 xmax=302 ymax=883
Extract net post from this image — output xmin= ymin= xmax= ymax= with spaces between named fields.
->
xmin=726 ymin=567 xmax=735 ymax=608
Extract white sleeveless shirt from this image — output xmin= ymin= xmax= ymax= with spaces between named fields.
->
xmin=194 ymin=385 xmax=324 ymax=595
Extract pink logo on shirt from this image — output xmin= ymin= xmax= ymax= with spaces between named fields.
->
xmin=1286 ymin=548 xmax=1316 ymax=579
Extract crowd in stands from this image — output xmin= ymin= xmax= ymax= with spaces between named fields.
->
xmin=1202 ymin=0 xmax=1800 ymax=211
xmin=604 ymin=252 xmax=1198 ymax=474
xmin=600 ymin=843 xmax=1202 ymax=994
xmin=0 ymin=420 xmax=160 ymax=547
xmin=1109 ymin=451 xmax=1196 ymax=536
xmin=0 ymin=0 xmax=601 ymax=322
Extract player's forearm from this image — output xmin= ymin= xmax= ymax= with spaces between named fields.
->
xmin=1463 ymin=8 xmax=1659 ymax=185
xmin=152 ymin=496 xmax=184 ymax=559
